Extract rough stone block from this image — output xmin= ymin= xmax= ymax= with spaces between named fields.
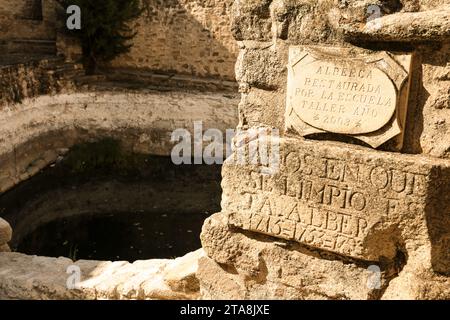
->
xmin=0 ymin=218 xmax=12 ymax=245
xmin=236 ymin=41 xmax=288 ymax=90
xmin=0 ymin=252 xmax=203 ymax=300
xmin=239 ymin=87 xmax=286 ymax=130
xmin=220 ymin=137 xmax=450 ymax=271
xmin=200 ymin=211 xmax=399 ymax=300
xmin=163 ymin=249 xmax=205 ymax=294
xmin=0 ymin=244 xmax=11 ymax=252
xmin=231 ymin=0 xmax=273 ymax=41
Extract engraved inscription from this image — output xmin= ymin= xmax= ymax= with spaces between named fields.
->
xmin=223 ymin=141 xmax=431 ymax=260
xmin=288 ymin=58 xmax=397 ymax=134
xmin=285 ymin=46 xmax=413 ymax=149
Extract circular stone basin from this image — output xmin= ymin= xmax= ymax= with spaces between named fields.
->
xmin=0 ymin=139 xmax=222 ymax=261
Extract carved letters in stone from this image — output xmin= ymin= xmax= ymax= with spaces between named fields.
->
xmin=223 ymin=139 xmax=433 ymax=261
xmin=286 ymin=46 xmax=414 ymax=149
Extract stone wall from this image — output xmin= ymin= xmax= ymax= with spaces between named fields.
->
xmin=1 ymin=0 xmax=238 ymax=80
xmin=232 ymin=0 xmax=450 ymax=158
xmin=110 ymin=0 xmax=239 ymax=81
xmin=0 ymin=57 xmax=82 ymax=107
xmin=0 ymin=89 xmax=239 ymax=194
xmin=197 ymin=0 xmax=450 ymax=300
xmin=0 ymin=0 xmax=57 ymax=41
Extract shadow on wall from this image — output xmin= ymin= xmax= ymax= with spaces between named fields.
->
xmin=426 ymin=165 xmax=450 ymax=276
xmin=403 ymin=44 xmax=450 ymax=158
xmin=402 ymin=51 xmax=427 ymax=155
xmin=110 ymin=0 xmax=238 ymax=81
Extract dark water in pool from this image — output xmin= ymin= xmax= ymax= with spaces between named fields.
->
xmin=0 ymin=139 xmax=222 ymax=261
xmin=17 ymin=210 xmax=211 ymax=261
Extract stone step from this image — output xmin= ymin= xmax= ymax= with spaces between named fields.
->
xmin=0 ymin=54 xmax=63 ymax=67
xmin=3 ymin=39 xmax=56 ymax=55
xmin=40 ymin=57 xmax=67 ymax=68
xmin=54 ymin=63 xmax=84 ymax=73
xmin=74 ymin=74 xmax=108 ymax=84
xmin=45 ymin=60 xmax=85 ymax=78
xmin=103 ymin=68 xmax=239 ymax=92
xmin=52 ymin=68 xmax=85 ymax=79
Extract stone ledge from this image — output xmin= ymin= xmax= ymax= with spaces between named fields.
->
xmin=0 ymin=250 xmax=205 ymax=300
xmin=0 ymin=91 xmax=239 ymax=193
xmin=340 ymin=6 xmax=450 ymax=42
xmin=97 ymin=68 xmax=239 ymax=93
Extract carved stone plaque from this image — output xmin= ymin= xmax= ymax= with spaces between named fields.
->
xmin=222 ymin=138 xmax=447 ymax=261
xmin=286 ymin=46 xmax=414 ymax=149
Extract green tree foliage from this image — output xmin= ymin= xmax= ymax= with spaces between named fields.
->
xmin=63 ymin=0 xmax=143 ymax=74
